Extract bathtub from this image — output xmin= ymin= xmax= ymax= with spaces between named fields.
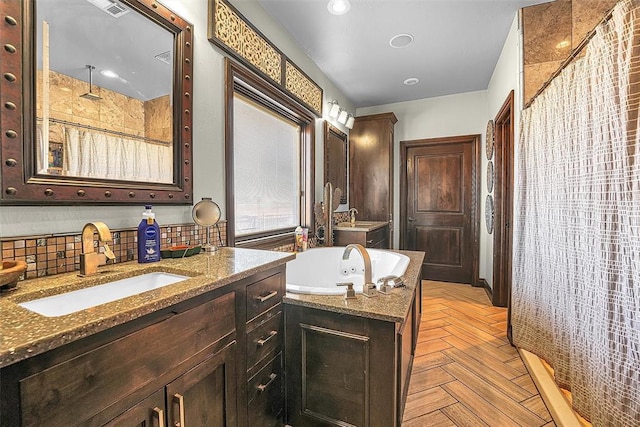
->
xmin=286 ymin=247 xmax=410 ymax=295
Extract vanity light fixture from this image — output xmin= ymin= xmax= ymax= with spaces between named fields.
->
xmin=327 ymin=0 xmax=351 ymax=15
xmin=328 ymin=99 xmax=341 ymax=118
xmin=337 ymin=109 xmax=349 ymax=124
xmin=345 ymin=114 xmax=355 ymax=129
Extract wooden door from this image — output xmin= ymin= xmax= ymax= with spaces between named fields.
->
xmin=166 ymin=342 xmax=238 ymax=427
xmin=349 ymin=113 xmax=397 ymax=245
xmin=401 ymin=135 xmax=480 ymax=284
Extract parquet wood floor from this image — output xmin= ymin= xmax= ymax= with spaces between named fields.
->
xmin=402 ymin=281 xmax=555 ymax=427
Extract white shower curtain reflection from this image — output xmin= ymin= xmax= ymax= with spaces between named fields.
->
xmin=61 ymin=125 xmax=173 ymax=183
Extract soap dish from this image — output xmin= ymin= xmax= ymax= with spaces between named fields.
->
xmin=0 ymin=260 xmax=27 ymax=292
xmin=160 ymin=245 xmax=202 ymax=259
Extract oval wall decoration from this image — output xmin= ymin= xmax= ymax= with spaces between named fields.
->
xmin=487 ymin=160 xmax=494 ymax=193
xmin=486 ymin=119 xmax=494 ymax=160
xmin=485 ymin=194 xmax=495 ymax=234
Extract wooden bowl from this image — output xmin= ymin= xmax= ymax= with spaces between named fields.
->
xmin=0 ymin=260 xmax=27 ymax=291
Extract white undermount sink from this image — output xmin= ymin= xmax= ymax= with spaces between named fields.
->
xmin=19 ymin=272 xmax=190 ymax=317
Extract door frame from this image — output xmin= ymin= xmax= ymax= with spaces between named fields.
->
xmin=399 ymin=134 xmax=481 ymax=287
xmin=492 ymin=91 xmax=514 ymax=312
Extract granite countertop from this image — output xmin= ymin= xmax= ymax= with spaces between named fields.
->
xmin=284 ymin=249 xmax=425 ymax=324
xmin=333 ymin=221 xmax=388 ymax=232
xmin=0 ymin=247 xmax=295 ymax=368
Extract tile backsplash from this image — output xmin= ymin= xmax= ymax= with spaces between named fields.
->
xmin=1 ymin=221 xmax=227 ymax=281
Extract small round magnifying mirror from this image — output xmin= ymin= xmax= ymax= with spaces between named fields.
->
xmin=192 ymin=198 xmax=221 ymax=252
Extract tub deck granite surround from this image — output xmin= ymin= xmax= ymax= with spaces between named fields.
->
xmin=284 ymin=249 xmax=425 ymax=323
xmin=0 ymin=247 xmax=294 ymax=368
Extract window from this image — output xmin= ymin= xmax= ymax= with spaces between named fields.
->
xmin=225 ymin=60 xmax=314 ymax=247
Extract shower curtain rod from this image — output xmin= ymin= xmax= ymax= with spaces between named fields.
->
xmin=525 ymin=6 xmax=616 ymax=109
xmin=36 ymin=117 xmax=172 ymax=146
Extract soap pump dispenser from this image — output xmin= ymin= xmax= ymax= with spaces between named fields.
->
xmin=349 ymin=208 xmax=358 ymax=225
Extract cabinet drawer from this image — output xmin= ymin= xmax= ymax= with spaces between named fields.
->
xmin=247 ymin=353 xmax=284 ymax=427
xmin=246 ymin=273 xmax=283 ymax=321
xmin=20 ymin=292 xmax=236 ymax=427
xmin=366 ymin=226 xmax=388 ymax=248
xmin=247 ymin=309 xmax=283 ymax=370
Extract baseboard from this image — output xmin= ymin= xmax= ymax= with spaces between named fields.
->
xmin=477 ymin=278 xmax=492 ymax=301
xmin=518 ymin=349 xmax=584 ymax=427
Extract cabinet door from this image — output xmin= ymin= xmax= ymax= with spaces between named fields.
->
xmin=104 ymin=389 xmax=166 ymax=427
xmin=166 ymin=342 xmax=238 ymax=427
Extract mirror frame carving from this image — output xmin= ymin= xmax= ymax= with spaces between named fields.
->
xmin=0 ymin=0 xmax=194 ymax=204
xmin=324 ymin=121 xmax=347 ymax=205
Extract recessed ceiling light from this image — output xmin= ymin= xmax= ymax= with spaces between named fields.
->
xmin=389 ymin=33 xmax=414 ymax=48
xmin=404 ymin=77 xmax=419 ymax=86
xmin=327 ymin=0 xmax=351 ymax=15
xmin=556 ymin=40 xmax=570 ymax=49
xmin=100 ymin=69 xmax=119 ymax=78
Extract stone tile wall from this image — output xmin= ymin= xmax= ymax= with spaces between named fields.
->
xmin=523 ymin=0 xmax=618 ymax=104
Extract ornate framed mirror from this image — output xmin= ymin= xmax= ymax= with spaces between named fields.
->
xmin=324 ymin=121 xmax=347 ymax=205
xmin=0 ymin=0 xmax=193 ymax=204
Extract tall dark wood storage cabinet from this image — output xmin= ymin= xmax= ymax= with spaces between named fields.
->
xmin=349 ymin=112 xmax=398 ymax=246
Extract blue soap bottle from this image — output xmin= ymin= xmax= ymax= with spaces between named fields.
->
xmin=138 ymin=205 xmax=160 ymax=263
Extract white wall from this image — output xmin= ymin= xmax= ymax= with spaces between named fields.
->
xmin=0 ymin=0 xmax=353 ymax=238
xmin=484 ymin=14 xmax=522 ymax=288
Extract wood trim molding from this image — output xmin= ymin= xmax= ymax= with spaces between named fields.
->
xmin=208 ymin=0 xmax=323 ymax=116
xmin=477 ymin=278 xmax=493 ymax=301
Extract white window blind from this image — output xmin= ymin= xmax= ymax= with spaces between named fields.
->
xmin=233 ymin=93 xmax=301 ymax=237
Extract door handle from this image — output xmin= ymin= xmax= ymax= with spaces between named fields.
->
xmin=153 ymin=407 xmax=165 ymax=427
xmin=173 ymin=393 xmax=185 ymax=427
xmin=408 ymin=217 xmax=416 ymax=222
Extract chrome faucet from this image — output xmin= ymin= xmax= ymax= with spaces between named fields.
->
xmin=80 ymin=222 xmax=116 ymax=276
xmin=342 ymin=243 xmax=376 ymax=297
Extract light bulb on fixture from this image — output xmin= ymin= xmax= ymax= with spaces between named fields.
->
xmin=337 ymin=109 xmax=348 ymax=124
xmin=328 ymin=100 xmax=341 ymax=118
xmin=345 ymin=114 xmax=355 ymax=129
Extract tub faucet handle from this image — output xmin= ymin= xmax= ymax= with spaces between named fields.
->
xmin=337 ymin=282 xmax=357 ymax=299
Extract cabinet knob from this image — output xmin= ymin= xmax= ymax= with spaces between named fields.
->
xmin=408 ymin=217 xmax=416 ymax=222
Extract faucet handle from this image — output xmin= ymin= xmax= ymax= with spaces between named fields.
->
xmin=102 ymin=242 xmax=116 ymax=261
xmin=337 ymin=282 xmax=357 ymax=299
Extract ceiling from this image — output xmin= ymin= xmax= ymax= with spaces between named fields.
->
xmin=37 ymin=0 xmax=173 ymax=101
xmin=257 ymin=0 xmax=550 ymax=108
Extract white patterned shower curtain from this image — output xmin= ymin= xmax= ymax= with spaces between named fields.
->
xmin=514 ymin=0 xmax=640 ymax=424
xmin=62 ymin=126 xmax=173 ymax=183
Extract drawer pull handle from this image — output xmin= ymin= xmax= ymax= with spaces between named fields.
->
xmin=153 ymin=406 xmax=165 ymax=427
xmin=366 ymin=240 xmax=373 ymax=244
xmin=173 ymin=393 xmax=186 ymax=427
xmin=256 ymin=330 xmax=278 ymax=347
xmin=256 ymin=290 xmax=278 ymax=303
xmin=257 ymin=372 xmax=278 ymax=392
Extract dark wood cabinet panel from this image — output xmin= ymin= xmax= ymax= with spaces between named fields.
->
xmin=246 ymin=309 xmax=283 ymax=371
xmin=246 ymin=273 xmax=284 ymax=322
xmin=166 ymin=343 xmax=238 ymax=427
xmin=349 ymin=113 xmax=397 ymax=246
xmin=333 ymin=225 xmax=389 ymax=249
xmin=104 ymin=389 xmax=166 ymax=427
xmin=285 ymin=295 xmax=419 ymax=427
xmin=247 ymin=352 xmax=284 ymax=427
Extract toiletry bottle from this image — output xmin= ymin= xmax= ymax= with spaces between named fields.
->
xmin=138 ymin=205 xmax=161 ymax=263
xmin=295 ymin=226 xmax=303 ymax=252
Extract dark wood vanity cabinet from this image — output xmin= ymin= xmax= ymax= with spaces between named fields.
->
xmin=285 ymin=283 xmax=421 ymax=427
xmin=0 ymin=266 xmax=287 ymax=427
xmin=334 ymin=224 xmax=389 ymax=249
